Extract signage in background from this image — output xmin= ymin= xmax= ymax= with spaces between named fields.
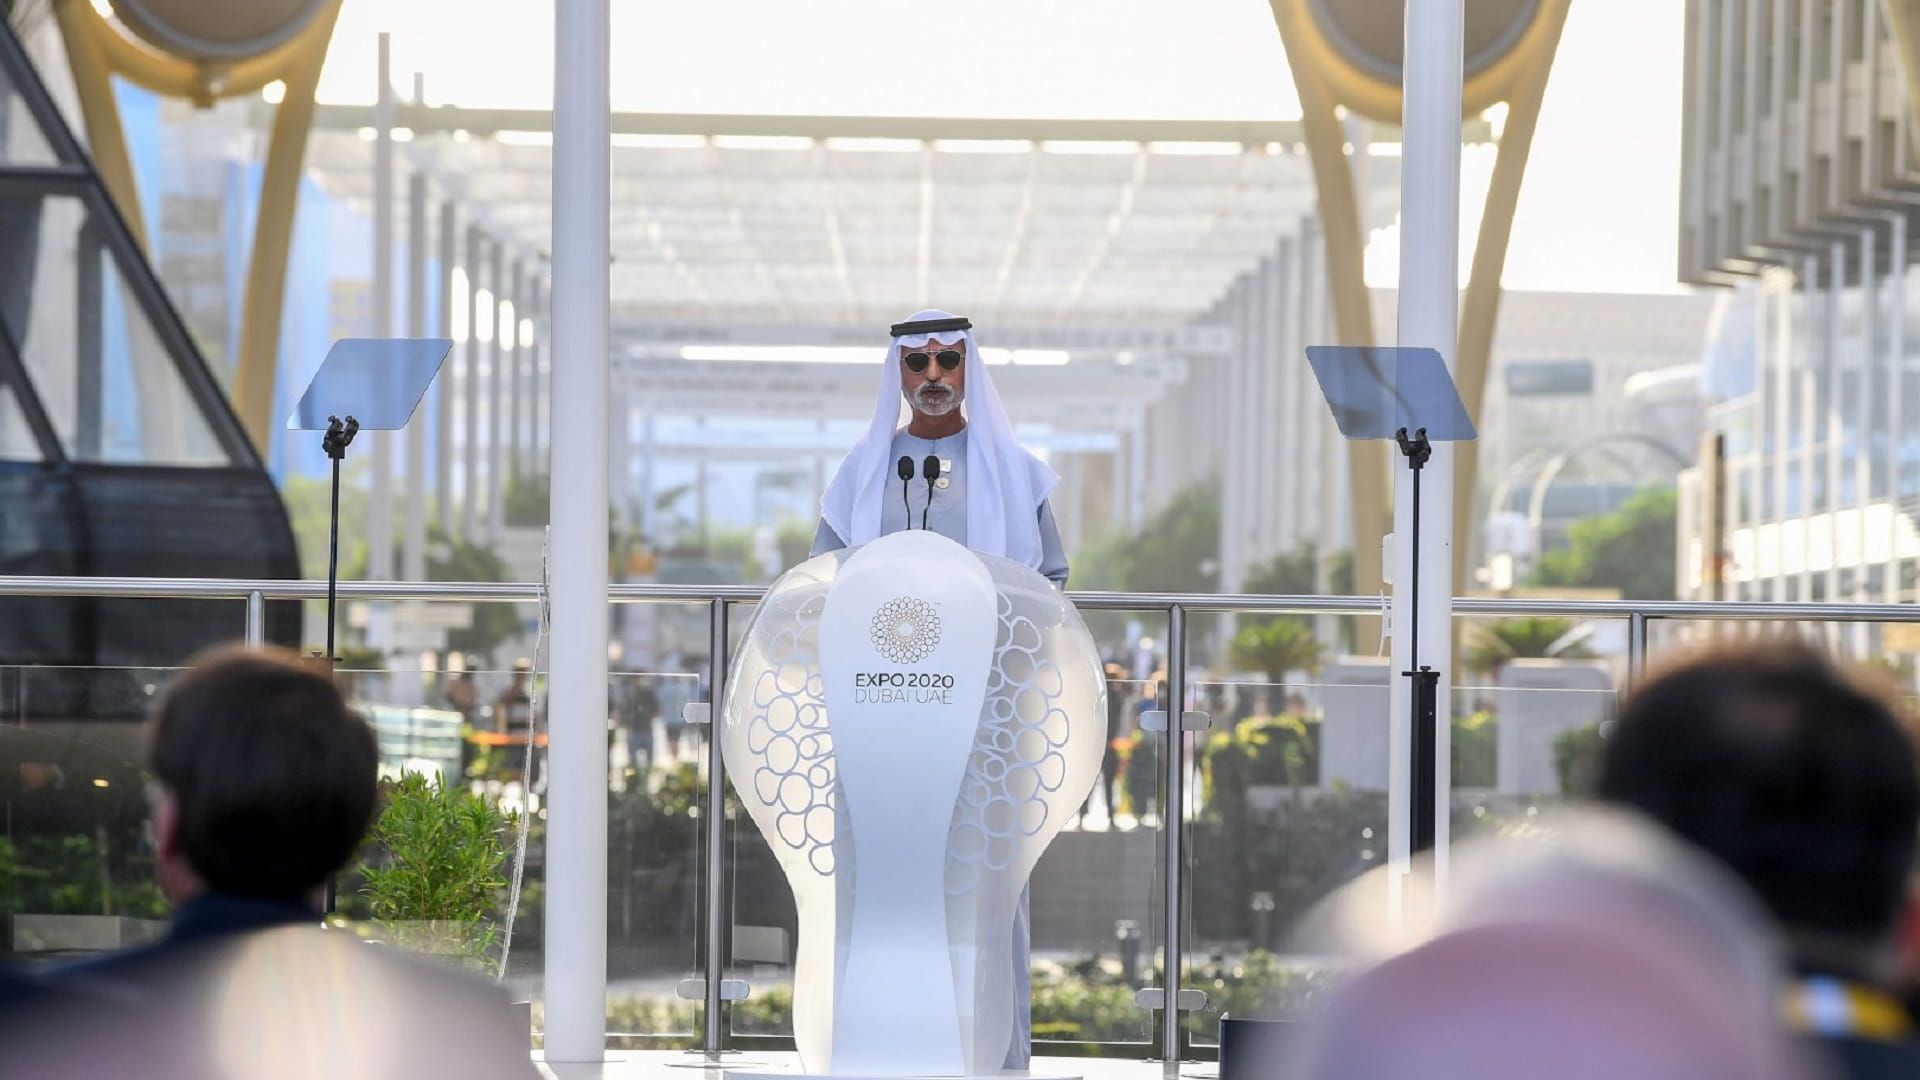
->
xmin=1505 ymin=359 xmax=1594 ymax=397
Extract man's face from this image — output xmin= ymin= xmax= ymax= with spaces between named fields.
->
xmin=901 ymin=339 xmax=965 ymax=418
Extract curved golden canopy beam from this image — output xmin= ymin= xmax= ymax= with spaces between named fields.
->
xmin=51 ymin=0 xmax=344 ymax=454
xmin=1266 ymin=0 xmax=1572 ymax=609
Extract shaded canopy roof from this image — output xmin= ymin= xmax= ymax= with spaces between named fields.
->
xmin=301 ymin=108 xmax=1446 ymax=336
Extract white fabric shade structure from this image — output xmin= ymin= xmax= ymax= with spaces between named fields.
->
xmin=300 ymin=109 xmax=1426 ymax=334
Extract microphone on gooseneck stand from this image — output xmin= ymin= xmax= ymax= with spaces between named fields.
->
xmin=897 ymin=456 xmax=916 ymax=529
xmin=920 ymin=455 xmax=941 ymax=531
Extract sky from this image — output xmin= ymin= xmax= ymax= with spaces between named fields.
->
xmin=315 ymin=0 xmax=1685 ymax=295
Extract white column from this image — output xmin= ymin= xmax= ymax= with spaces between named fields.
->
xmin=437 ymin=201 xmax=457 ymax=537
xmin=546 ymin=0 xmax=610 ymax=1062
xmin=488 ymin=241 xmax=508 ymax=539
xmin=368 ymin=32 xmax=395 ymax=580
xmin=511 ymin=258 xmax=529 ymax=477
xmin=403 ymin=171 xmax=429 ymax=582
xmin=462 ymin=226 xmax=483 ymax=538
xmin=1389 ymin=0 xmax=1462 ymax=893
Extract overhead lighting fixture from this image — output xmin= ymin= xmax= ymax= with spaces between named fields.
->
xmin=680 ymin=346 xmax=874 ymax=364
xmin=824 ymin=137 xmax=923 ymax=153
xmin=612 ymin=133 xmax=707 ymax=149
xmin=713 ymin=135 xmax=814 ymax=151
xmin=933 ymin=139 xmax=1032 ymax=154
xmin=1147 ymin=141 xmax=1244 ymax=156
xmin=1041 ymin=140 xmax=1140 ymax=155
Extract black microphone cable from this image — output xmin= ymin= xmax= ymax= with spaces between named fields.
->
xmin=896 ymin=456 xmax=915 ymax=529
xmin=920 ymin=454 xmax=941 ymax=531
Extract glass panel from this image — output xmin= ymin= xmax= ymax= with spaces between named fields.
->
xmin=1030 ymin=673 xmax=1158 ymax=1053
xmin=0 ymin=664 xmax=171 ymax=963
xmin=1183 ymin=671 xmax=1386 ymax=1050
xmin=607 ymin=665 xmax=703 ymax=1046
xmin=0 ymin=194 xmax=228 ymax=467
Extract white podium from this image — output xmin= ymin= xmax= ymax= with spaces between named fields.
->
xmin=722 ymin=531 xmax=1107 ymax=1078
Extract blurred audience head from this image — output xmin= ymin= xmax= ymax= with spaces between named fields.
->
xmin=1287 ymin=809 xmax=1816 ymax=1080
xmin=146 ymin=645 xmax=378 ymax=906
xmin=1597 ymin=639 xmax=1919 ymax=979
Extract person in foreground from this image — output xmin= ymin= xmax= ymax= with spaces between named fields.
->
xmin=1597 ymin=640 xmax=1920 ymax=1079
xmin=1284 ymin=809 xmax=1822 ymax=1080
xmin=0 ymin=645 xmax=536 ymax=1079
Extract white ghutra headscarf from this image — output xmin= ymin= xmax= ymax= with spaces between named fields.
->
xmin=819 ymin=309 xmax=1059 ymax=570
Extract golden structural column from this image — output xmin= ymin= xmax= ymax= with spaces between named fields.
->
xmin=1264 ymin=0 xmax=1571 ymax=606
xmin=50 ymin=0 xmax=343 ymax=455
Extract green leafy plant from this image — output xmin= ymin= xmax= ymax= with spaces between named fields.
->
xmin=357 ymin=772 xmax=518 ymax=966
xmin=1462 ymin=616 xmax=1594 ymax=675
xmin=1226 ymin=620 xmax=1327 ymax=682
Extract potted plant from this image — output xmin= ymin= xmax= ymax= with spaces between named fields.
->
xmin=356 ymin=771 xmax=519 ymax=972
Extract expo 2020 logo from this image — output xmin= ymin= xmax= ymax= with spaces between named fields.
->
xmin=870 ymin=596 xmax=942 ymax=664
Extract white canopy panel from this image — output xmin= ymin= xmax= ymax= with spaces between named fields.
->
xmin=301 ymin=110 xmax=1425 ymax=334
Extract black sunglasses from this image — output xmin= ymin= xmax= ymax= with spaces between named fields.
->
xmin=903 ymin=349 xmax=963 ymax=374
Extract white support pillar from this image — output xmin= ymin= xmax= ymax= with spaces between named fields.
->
xmin=546 ymin=0 xmax=610 ymax=1062
xmin=511 ymin=258 xmax=529 ymax=477
xmin=436 ymin=201 xmax=457 ymax=537
xmin=368 ymin=32 xmax=395 ymax=580
xmin=1389 ymin=0 xmax=1462 ymax=895
xmin=488 ymin=240 xmax=508 ymax=539
xmin=403 ymin=171 xmax=429 ymax=583
xmin=462 ymin=225 xmax=483 ymax=538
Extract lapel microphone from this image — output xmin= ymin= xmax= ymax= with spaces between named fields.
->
xmin=920 ymin=455 xmax=941 ymax=531
xmin=896 ymin=456 xmax=915 ymax=529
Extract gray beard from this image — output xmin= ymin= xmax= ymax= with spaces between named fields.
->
xmin=910 ymin=384 xmax=959 ymax=416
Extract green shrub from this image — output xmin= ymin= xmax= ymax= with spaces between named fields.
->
xmin=357 ymin=772 xmax=518 ymax=965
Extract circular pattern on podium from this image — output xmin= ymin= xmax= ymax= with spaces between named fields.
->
xmin=742 ymin=582 xmax=839 ymax=876
xmin=945 ymin=590 xmax=1074 ymax=895
xmin=869 ymin=596 xmax=942 ymax=664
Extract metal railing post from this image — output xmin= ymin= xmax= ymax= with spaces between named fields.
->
xmin=1627 ymin=610 xmax=1649 ymax=696
xmin=702 ymin=597 xmax=730 ymax=1055
xmin=1160 ymin=603 xmax=1188 ymax=1076
xmin=245 ymin=590 xmax=265 ymax=646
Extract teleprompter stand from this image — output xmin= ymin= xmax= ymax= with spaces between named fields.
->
xmin=288 ymin=338 xmax=452 ymax=662
xmin=1305 ymin=345 xmax=1474 ymax=854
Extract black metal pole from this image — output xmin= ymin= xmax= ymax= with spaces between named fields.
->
xmin=1396 ymin=427 xmax=1437 ymax=854
xmin=327 ymin=451 xmax=342 ymax=660
xmin=321 ymin=415 xmax=359 ymax=662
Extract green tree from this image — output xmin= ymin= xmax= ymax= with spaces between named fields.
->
xmin=281 ymin=466 xmax=371 ymax=579
xmin=1073 ymin=480 xmax=1221 ymax=593
xmin=1529 ymin=486 xmax=1678 ymax=600
xmin=503 ymin=469 xmax=550 ymax=526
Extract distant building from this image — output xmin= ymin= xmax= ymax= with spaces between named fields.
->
xmin=1676 ymin=0 xmax=1920 ymax=603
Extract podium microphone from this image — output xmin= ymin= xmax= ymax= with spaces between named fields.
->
xmin=897 ymin=456 xmax=916 ymax=528
xmin=920 ymin=455 xmax=940 ymax=531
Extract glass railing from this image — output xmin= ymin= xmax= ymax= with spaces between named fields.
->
xmin=4 ymin=577 xmax=1919 ymax=1060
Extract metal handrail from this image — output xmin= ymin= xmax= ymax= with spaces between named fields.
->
xmin=5 ymin=573 xmax=1920 ymax=623
xmin=11 ymin=570 xmax=1920 ymax=1061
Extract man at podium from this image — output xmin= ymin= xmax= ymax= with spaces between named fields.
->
xmin=809 ymin=310 xmax=1067 ymax=1068
xmin=811 ymin=310 xmax=1068 ymax=586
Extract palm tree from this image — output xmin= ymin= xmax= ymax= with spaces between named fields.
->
xmin=1462 ymin=617 xmax=1595 ymax=676
xmin=1228 ymin=619 xmax=1327 ymax=683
